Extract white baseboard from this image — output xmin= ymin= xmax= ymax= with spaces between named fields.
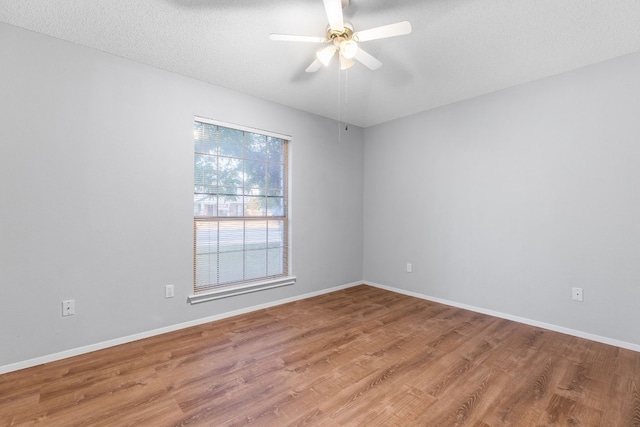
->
xmin=4 ymin=279 xmax=637 ymax=375
xmin=363 ymin=281 xmax=640 ymax=353
xmin=0 ymin=281 xmax=362 ymax=375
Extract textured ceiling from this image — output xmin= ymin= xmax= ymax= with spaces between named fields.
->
xmin=2 ymin=0 xmax=640 ymax=127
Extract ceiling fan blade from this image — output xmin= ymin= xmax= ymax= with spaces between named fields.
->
xmin=305 ymin=59 xmax=323 ymax=73
xmin=353 ymin=21 xmax=412 ymax=42
xmin=269 ymin=34 xmax=326 ymax=43
xmin=354 ymin=47 xmax=382 ymax=70
xmin=323 ymin=0 xmax=344 ymax=31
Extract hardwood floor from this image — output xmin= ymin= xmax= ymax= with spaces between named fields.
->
xmin=1 ymin=285 xmax=639 ymax=426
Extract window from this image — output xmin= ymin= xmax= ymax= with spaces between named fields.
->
xmin=191 ymin=118 xmax=292 ymax=302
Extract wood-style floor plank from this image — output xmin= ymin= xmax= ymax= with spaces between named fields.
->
xmin=1 ymin=285 xmax=639 ymax=426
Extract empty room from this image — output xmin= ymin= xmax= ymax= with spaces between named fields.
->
xmin=1 ymin=0 xmax=639 ymax=425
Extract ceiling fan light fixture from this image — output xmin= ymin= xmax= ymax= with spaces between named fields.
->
xmin=340 ymin=39 xmax=358 ymax=59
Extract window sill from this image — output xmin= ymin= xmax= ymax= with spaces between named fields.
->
xmin=188 ymin=276 xmax=296 ymax=304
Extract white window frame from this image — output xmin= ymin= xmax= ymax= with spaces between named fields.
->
xmin=188 ymin=117 xmax=295 ymax=304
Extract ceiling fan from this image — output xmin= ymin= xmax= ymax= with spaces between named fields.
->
xmin=269 ymin=0 xmax=412 ymax=72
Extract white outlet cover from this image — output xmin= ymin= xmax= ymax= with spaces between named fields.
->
xmin=165 ymin=285 xmax=175 ymax=298
xmin=62 ymin=299 xmax=75 ymax=316
xmin=572 ymin=287 xmax=583 ymax=302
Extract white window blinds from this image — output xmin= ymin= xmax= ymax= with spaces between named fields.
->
xmin=193 ymin=119 xmax=289 ymax=293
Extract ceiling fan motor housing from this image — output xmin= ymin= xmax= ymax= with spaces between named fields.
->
xmin=327 ymin=24 xmax=353 ymax=42
xmin=327 ymin=25 xmax=357 ymax=59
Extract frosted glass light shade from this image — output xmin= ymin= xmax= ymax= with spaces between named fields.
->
xmin=340 ymin=40 xmax=358 ymax=59
xmin=317 ymin=45 xmax=337 ymax=66
xmin=340 ymin=54 xmax=354 ymax=70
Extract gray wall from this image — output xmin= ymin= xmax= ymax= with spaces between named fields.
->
xmin=0 ymin=22 xmax=364 ymax=367
xmin=3 ymin=18 xmax=639 ymax=370
xmin=364 ymin=51 xmax=640 ymax=346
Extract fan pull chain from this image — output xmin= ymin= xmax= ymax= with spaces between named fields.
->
xmin=337 ymin=64 xmax=349 ymax=143
xmin=344 ymin=69 xmax=349 ymax=131
xmin=338 ymin=63 xmax=342 ymax=143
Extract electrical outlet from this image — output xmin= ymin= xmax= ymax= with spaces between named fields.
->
xmin=406 ymin=263 xmax=412 ymax=273
xmin=62 ymin=299 xmax=75 ymax=316
xmin=165 ymin=284 xmax=175 ymax=299
xmin=572 ymin=287 xmax=583 ymax=302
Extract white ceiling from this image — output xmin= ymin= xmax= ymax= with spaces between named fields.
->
xmin=2 ymin=0 xmax=640 ymax=127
